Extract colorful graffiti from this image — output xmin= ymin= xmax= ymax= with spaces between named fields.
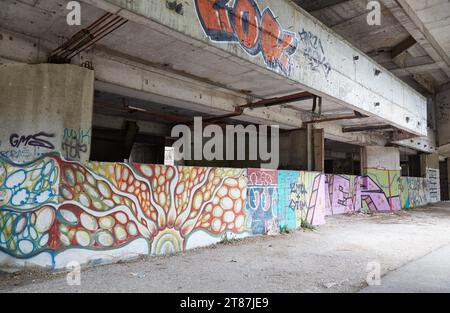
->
xmin=0 ymin=155 xmax=248 ymax=268
xmin=194 ymin=0 xmax=299 ymax=76
xmin=246 ymin=169 xmax=278 ymax=235
xmin=426 ymin=168 xmax=441 ymax=203
xmin=61 ymin=128 xmax=91 ymax=160
xmin=400 ymin=177 xmax=428 ymax=209
xmin=299 ymin=29 xmax=331 ymax=78
xmin=325 ymin=174 xmax=358 ymax=215
xmin=277 ymin=171 xmax=326 ymax=230
xmin=325 ymin=170 xmax=402 ymax=215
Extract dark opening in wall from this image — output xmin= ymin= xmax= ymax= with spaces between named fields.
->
xmin=90 ymin=125 xmax=166 ymax=164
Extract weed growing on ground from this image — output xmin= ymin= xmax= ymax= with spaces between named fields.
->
xmin=300 ymin=220 xmax=316 ymax=231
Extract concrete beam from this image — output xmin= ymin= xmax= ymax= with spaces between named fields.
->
xmin=81 ymin=0 xmax=428 ymax=137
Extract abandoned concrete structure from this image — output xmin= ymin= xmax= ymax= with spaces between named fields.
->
xmin=0 ymin=0 xmax=449 ymax=269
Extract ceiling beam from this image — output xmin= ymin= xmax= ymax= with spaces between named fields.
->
xmin=391 ymin=35 xmax=417 ymax=59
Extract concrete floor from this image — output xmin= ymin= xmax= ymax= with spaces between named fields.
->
xmin=2 ymin=202 xmax=450 ymax=293
xmin=362 ymin=243 xmax=450 ymax=293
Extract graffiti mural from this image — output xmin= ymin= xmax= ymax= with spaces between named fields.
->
xmin=358 ymin=169 xmax=401 ymax=212
xmin=61 ymin=128 xmax=91 ymax=160
xmin=194 ymin=0 xmax=299 ymax=76
xmin=277 ymin=171 xmax=326 ymax=229
xmin=1 ymin=132 xmax=56 ymax=163
xmin=299 ymin=29 xmax=331 ymax=78
xmin=246 ymin=168 xmax=278 ymax=235
xmin=0 ymin=155 xmax=249 ymax=268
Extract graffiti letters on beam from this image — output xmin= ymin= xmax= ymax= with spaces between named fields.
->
xmin=299 ymin=29 xmax=331 ymax=78
xmin=62 ymin=128 xmax=90 ymax=160
xmin=194 ymin=0 xmax=299 ymax=76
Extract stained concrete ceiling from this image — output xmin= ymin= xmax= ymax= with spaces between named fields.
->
xmin=292 ymin=0 xmax=450 ymax=95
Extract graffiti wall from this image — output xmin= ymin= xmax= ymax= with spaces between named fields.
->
xmin=325 ymin=170 xmax=403 ymax=215
xmin=326 ymin=169 xmax=440 ymax=215
xmin=0 ymin=153 xmax=441 ymax=269
xmin=193 ymin=0 xmax=299 ymax=76
xmin=426 ymin=168 xmax=441 ymax=203
xmin=400 ymin=177 xmax=428 ymax=209
xmin=277 ymin=171 xmax=326 ymax=231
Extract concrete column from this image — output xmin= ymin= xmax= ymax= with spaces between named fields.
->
xmin=421 ymin=153 xmax=441 ymax=203
xmin=0 ymin=64 xmax=94 ymax=163
xmin=279 ymin=129 xmax=308 ymax=170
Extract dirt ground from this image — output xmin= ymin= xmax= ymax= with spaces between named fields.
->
xmin=2 ymin=202 xmax=450 ymax=293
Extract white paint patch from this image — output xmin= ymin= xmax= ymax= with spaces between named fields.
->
xmin=185 ymin=229 xmax=251 ymax=250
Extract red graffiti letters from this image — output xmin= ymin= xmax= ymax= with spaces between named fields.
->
xmin=194 ymin=0 xmax=298 ymax=76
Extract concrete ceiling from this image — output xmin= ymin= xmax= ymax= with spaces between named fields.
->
xmin=292 ymin=0 xmax=450 ymax=95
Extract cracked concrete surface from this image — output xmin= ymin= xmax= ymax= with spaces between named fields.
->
xmin=1 ymin=202 xmax=450 ymax=293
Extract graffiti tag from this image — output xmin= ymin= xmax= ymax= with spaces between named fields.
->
xmin=9 ymin=132 xmax=55 ymax=150
xmin=299 ymin=29 xmax=331 ymax=78
xmin=438 ymin=102 xmax=450 ymax=121
xmin=194 ymin=0 xmax=299 ymax=76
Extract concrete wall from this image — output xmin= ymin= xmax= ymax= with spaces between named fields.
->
xmin=98 ymin=0 xmax=428 ymax=136
xmin=0 ymin=64 xmax=94 ymax=163
xmin=279 ymin=130 xmax=308 ymax=170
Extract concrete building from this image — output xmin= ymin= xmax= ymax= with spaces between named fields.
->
xmin=0 ymin=0 xmax=449 ymax=268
